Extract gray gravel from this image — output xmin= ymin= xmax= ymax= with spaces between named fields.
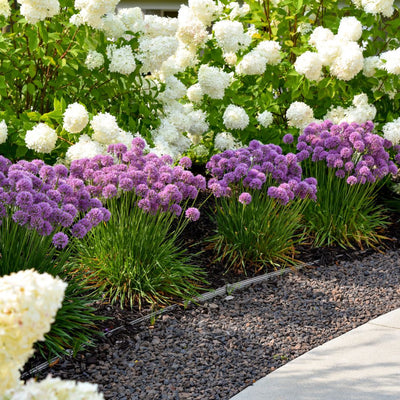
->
xmin=34 ymin=250 xmax=400 ymax=399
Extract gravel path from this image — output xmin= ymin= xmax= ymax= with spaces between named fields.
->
xmin=33 ymin=250 xmax=400 ymax=400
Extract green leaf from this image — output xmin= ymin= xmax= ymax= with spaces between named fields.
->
xmin=28 ymin=62 xmax=36 ymax=79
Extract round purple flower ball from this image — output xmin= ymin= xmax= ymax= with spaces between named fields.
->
xmin=52 ymin=232 xmax=69 ymax=249
xmin=185 ymin=207 xmax=200 ymax=221
xmin=238 ymin=192 xmax=252 ymax=205
xmin=283 ymin=134 xmax=294 ymax=144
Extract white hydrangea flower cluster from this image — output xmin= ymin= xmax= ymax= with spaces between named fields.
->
xmin=214 ymin=131 xmax=242 ymax=151
xmin=118 ymin=7 xmax=145 ymax=34
xmin=187 ymin=83 xmax=203 ymax=103
xmin=223 ymin=105 xmax=249 ymax=130
xmin=107 ymin=44 xmax=136 ymax=75
xmin=0 ymin=0 xmax=10 ymax=18
xmin=187 ymin=109 xmax=209 ymax=136
xmin=73 ymin=0 xmax=119 ymax=30
xmin=158 ymin=76 xmax=187 ymax=103
xmin=0 ymin=270 xmax=66 ymax=393
xmin=213 ymin=20 xmax=252 ymax=54
xmin=85 ymin=50 xmax=104 ymax=70
xmin=177 ymin=5 xmax=209 ymax=50
xmin=286 ymin=102 xmax=314 ymax=129
xmin=100 ymin=13 xmax=126 ymax=38
xmin=4 ymin=376 xmax=104 ymax=400
xmin=144 ymin=15 xmax=178 ymax=37
xmin=79 ymin=7 xmax=144 ymax=39
xmin=65 ymin=134 xmax=105 ymax=163
xmin=188 ymin=0 xmax=222 ymax=26
xmin=17 ymin=0 xmax=60 ymax=24
xmin=294 ymin=51 xmax=323 ymax=81
xmin=162 ymin=101 xmax=209 ymax=140
xmin=163 ymin=101 xmax=192 ymax=134
xmin=257 ymin=110 xmax=274 ymax=128
xmin=351 ymin=0 xmax=394 ymax=17
xmin=198 ymin=65 xmax=232 ymax=100
xmin=380 ymin=48 xmax=400 ymax=75
xmin=363 ymin=56 xmax=383 ymax=77
xmin=302 ymin=17 xmax=364 ymax=81
xmin=152 ymin=119 xmax=191 ymax=159
xmin=0 ymin=120 xmax=7 ymax=144
xmin=227 ymin=2 xmax=251 ymax=20
xmin=138 ymin=36 xmax=179 ymax=75
xmin=25 ymin=123 xmax=58 ymax=153
xmin=90 ymin=112 xmax=121 ymax=144
xmin=324 ymin=93 xmax=376 ymax=124
xmin=382 ymin=117 xmax=400 ymax=145
xmin=236 ymin=40 xmax=282 ymax=75
xmin=63 ymin=103 xmax=89 ymax=134
xmin=158 ymin=45 xmax=198 ymax=81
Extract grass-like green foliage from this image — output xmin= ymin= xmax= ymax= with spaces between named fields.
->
xmin=302 ymin=162 xmax=388 ymax=249
xmin=75 ymin=192 xmax=206 ymax=310
xmin=0 ymin=215 xmax=102 ymax=358
xmin=212 ymin=186 xmax=307 ymax=274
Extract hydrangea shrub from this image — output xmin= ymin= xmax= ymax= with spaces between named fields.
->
xmin=0 ymin=269 xmax=104 ymax=399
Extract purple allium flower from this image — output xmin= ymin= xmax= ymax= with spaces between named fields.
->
xmin=238 ymin=192 xmax=252 ymax=205
xmin=47 ymin=189 xmax=62 ymax=203
xmin=185 ymin=207 xmax=200 ymax=221
xmin=179 ymin=156 xmax=192 ymax=169
xmin=53 ymin=164 xmax=69 ymax=178
xmin=119 ymin=177 xmax=134 ymax=191
xmin=16 ymin=191 xmax=34 ymax=208
xmin=71 ymin=222 xmax=88 ymax=239
xmin=347 ymin=176 xmax=357 ymax=185
xmin=131 ymin=137 xmax=146 ymax=150
xmin=137 ymin=198 xmax=152 ymax=212
xmin=102 ymin=184 xmax=118 ymax=199
xmin=15 ymin=178 xmax=33 ymax=192
xmin=108 ymin=143 xmax=127 ymax=158
xmin=12 ymin=210 xmax=29 ymax=226
xmin=52 ymin=232 xmax=69 ymax=249
xmin=58 ymin=183 xmax=73 ymax=197
xmin=282 ymin=134 xmax=294 ymax=144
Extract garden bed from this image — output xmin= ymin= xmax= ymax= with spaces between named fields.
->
xmin=22 ymin=205 xmax=400 ymax=400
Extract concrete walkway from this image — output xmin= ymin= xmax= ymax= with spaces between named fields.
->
xmin=230 ymin=308 xmax=400 ymax=400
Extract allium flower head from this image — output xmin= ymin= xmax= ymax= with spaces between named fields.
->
xmin=296 ymin=120 xmax=396 ymax=184
xmin=185 ymin=207 xmax=200 ymax=221
xmin=207 ymin=141 xmax=317 ymax=204
xmin=238 ymin=192 xmax=252 ymax=205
